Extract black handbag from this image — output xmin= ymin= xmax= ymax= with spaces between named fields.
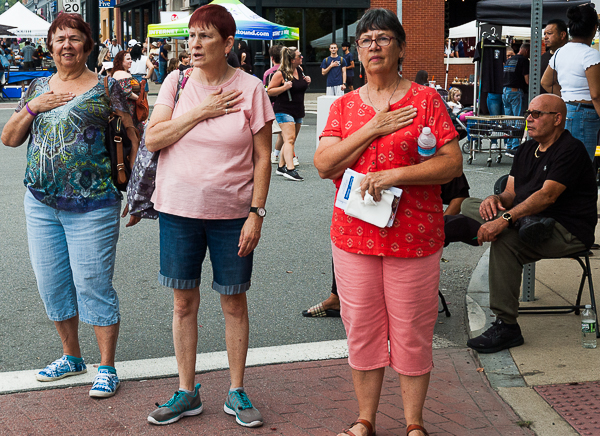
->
xmin=104 ymin=76 xmax=133 ymax=192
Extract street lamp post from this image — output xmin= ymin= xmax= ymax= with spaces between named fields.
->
xmin=4 ymin=1 xmax=8 ymax=13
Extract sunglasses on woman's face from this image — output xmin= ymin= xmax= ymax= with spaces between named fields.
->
xmin=524 ymin=110 xmax=558 ymax=119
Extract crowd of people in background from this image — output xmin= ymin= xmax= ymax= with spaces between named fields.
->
xmin=0 ymin=38 xmax=50 ymax=70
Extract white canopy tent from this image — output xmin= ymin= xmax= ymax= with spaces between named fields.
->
xmin=310 ymin=21 xmax=358 ymax=48
xmin=0 ymin=2 xmax=50 ymax=39
xmin=449 ymin=20 xmax=532 ymax=39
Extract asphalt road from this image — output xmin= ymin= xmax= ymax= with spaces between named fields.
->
xmin=0 ymin=107 xmax=512 ymax=372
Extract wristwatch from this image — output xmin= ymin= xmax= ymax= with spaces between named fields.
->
xmin=250 ymin=207 xmax=266 ymax=217
xmin=501 ymin=212 xmax=513 ymax=227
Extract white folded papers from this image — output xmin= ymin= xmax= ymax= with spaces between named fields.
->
xmin=335 ymin=168 xmax=403 ymax=228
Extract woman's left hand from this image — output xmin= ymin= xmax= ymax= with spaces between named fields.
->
xmin=304 ymin=75 xmax=312 ymax=84
xmin=238 ymin=214 xmax=262 ymax=257
xmin=360 ymin=170 xmax=396 ymax=202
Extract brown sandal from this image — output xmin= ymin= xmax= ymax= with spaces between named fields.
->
xmin=341 ymin=418 xmax=376 ymax=436
xmin=406 ymin=424 xmax=429 ymax=436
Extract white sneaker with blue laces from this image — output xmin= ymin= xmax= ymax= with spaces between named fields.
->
xmin=89 ymin=368 xmax=120 ymax=398
xmin=36 ymin=355 xmax=87 ymax=382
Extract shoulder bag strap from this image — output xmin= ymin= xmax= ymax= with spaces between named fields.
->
xmin=103 ymin=75 xmax=110 ymax=101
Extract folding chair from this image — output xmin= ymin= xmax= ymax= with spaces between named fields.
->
xmin=518 ymin=251 xmax=599 ymax=338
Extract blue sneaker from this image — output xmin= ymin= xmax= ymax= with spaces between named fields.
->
xmin=89 ymin=369 xmax=120 ymax=398
xmin=224 ymin=388 xmax=263 ymax=427
xmin=36 ymin=355 xmax=87 ymax=382
xmin=148 ymin=384 xmax=203 ymax=425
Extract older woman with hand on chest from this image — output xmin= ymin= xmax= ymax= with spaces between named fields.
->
xmin=144 ymin=4 xmax=274 ymax=428
xmin=2 ymin=13 xmax=137 ymax=398
xmin=315 ymin=9 xmax=462 ymax=436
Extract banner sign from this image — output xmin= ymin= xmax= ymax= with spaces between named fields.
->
xmin=160 ymin=11 xmax=189 ymax=23
xmin=99 ymin=0 xmax=116 ymax=7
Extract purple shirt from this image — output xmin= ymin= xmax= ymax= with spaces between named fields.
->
xmin=263 ymin=64 xmax=280 ymax=86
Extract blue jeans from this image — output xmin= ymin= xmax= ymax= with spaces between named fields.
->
xmin=487 ymin=93 xmax=503 ymax=116
xmin=158 ymin=61 xmax=167 ymax=83
xmin=158 ymin=213 xmax=253 ymax=294
xmin=565 ymin=103 xmax=600 ymax=160
xmin=486 ymin=93 xmax=503 ymax=146
xmin=502 ymin=88 xmax=526 ymax=150
xmin=24 ymin=190 xmax=121 ymax=326
xmin=132 ymin=74 xmax=149 ymax=92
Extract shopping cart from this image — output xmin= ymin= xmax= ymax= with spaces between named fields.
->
xmin=464 ymin=115 xmax=526 ymax=166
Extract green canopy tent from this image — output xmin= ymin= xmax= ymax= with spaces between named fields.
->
xmin=148 ymin=0 xmax=299 ymax=41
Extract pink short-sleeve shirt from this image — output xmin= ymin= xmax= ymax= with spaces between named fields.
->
xmin=152 ymin=69 xmax=275 ymax=219
xmin=320 ymin=84 xmax=458 ymax=258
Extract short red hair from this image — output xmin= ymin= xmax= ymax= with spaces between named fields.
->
xmin=188 ymin=4 xmax=236 ymax=41
xmin=47 ymin=12 xmax=93 ymax=54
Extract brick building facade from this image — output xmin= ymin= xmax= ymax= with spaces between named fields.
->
xmin=370 ymin=0 xmax=446 ymax=84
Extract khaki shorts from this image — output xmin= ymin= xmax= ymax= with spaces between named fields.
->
xmin=272 ymin=118 xmax=282 ymax=134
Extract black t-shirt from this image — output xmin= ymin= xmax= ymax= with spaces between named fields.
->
xmin=227 ymin=52 xmax=240 ymax=68
xmin=273 ymin=67 xmax=309 ymax=119
xmin=539 ymin=50 xmax=552 ymax=94
xmin=441 ymin=173 xmax=470 ymax=205
xmin=509 ymin=130 xmax=597 ymax=248
xmin=503 ymin=53 xmax=529 ymax=91
xmin=473 ymin=39 xmax=506 ymax=94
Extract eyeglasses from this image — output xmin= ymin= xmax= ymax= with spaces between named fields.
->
xmin=524 ymin=110 xmax=559 ymax=119
xmin=356 ymin=36 xmax=397 ymax=48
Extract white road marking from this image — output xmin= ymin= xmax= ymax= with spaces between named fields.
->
xmin=0 ymin=336 xmax=454 ymax=394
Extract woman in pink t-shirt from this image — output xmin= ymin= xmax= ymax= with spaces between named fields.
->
xmin=315 ymin=9 xmax=462 ymax=436
xmin=143 ymin=5 xmax=274 ymax=428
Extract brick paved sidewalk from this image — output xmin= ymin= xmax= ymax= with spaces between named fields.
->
xmin=0 ymin=349 xmax=533 ymax=436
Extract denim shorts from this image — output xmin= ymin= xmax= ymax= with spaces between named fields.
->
xmin=24 ymin=190 xmax=121 ymax=326
xmin=275 ymin=113 xmax=303 ymax=125
xmin=158 ymin=213 xmax=253 ymax=294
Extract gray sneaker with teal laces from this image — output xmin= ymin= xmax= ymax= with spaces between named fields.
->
xmin=224 ymin=388 xmax=263 ymax=427
xmin=36 ymin=355 xmax=87 ymax=381
xmin=147 ymin=383 xmax=203 ymax=425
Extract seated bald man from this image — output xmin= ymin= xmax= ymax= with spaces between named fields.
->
xmin=462 ymin=94 xmax=598 ymax=353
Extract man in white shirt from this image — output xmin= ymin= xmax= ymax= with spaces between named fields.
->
xmin=109 ymin=38 xmax=122 ymax=60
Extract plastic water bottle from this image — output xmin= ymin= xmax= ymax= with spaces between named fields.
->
xmin=581 ymin=305 xmax=597 ymax=349
xmin=418 ymin=127 xmax=437 ymax=162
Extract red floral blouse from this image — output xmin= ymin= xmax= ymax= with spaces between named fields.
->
xmin=320 ymin=83 xmax=458 ymax=258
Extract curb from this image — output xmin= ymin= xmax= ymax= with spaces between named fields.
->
xmin=465 ymin=248 xmax=526 ymax=389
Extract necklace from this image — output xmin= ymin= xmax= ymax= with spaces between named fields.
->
xmin=366 ymin=76 xmax=401 ymax=112
xmin=534 ymin=144 xmax=543 ymax=158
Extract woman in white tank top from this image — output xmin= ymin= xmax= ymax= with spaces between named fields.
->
xmin=541 ymin=4 xmax=600 ymax=159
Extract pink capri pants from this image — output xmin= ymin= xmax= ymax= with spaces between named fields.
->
xmin=332 ymin=244 xmax=442 ymax=375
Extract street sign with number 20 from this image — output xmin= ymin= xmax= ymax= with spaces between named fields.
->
xmin=63 ymin=0 xmax=81 ymax=14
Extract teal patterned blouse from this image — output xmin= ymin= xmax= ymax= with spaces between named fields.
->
xmin=18 ymin=74 xmax=128 ymax=212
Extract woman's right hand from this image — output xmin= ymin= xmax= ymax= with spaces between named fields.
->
xmin=199 ymin=87 xmax=243 ymax=120
xmin=29 ymin=91 xmax=74 ymax=114
xmin=368 ymin=104 xmax=418 ymax=138
xmin=282 ymin=81 xmax=293 ymax=90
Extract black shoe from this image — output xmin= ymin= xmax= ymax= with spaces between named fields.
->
xmin=283 ymin=168 xmax=304 ymax=181
xmin=275 ymin=166 xmax=287 ymax=176
xmin=467 ymin=319 xmax=524 ymax=353
xmin=518 ymin=216 xmax=555 ymax=247
xmin=505 ymin=151 xmax=514 ymax=158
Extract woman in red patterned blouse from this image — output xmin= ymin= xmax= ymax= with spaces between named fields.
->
xmin=315 ymin=9 xmax=462 ymax=436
